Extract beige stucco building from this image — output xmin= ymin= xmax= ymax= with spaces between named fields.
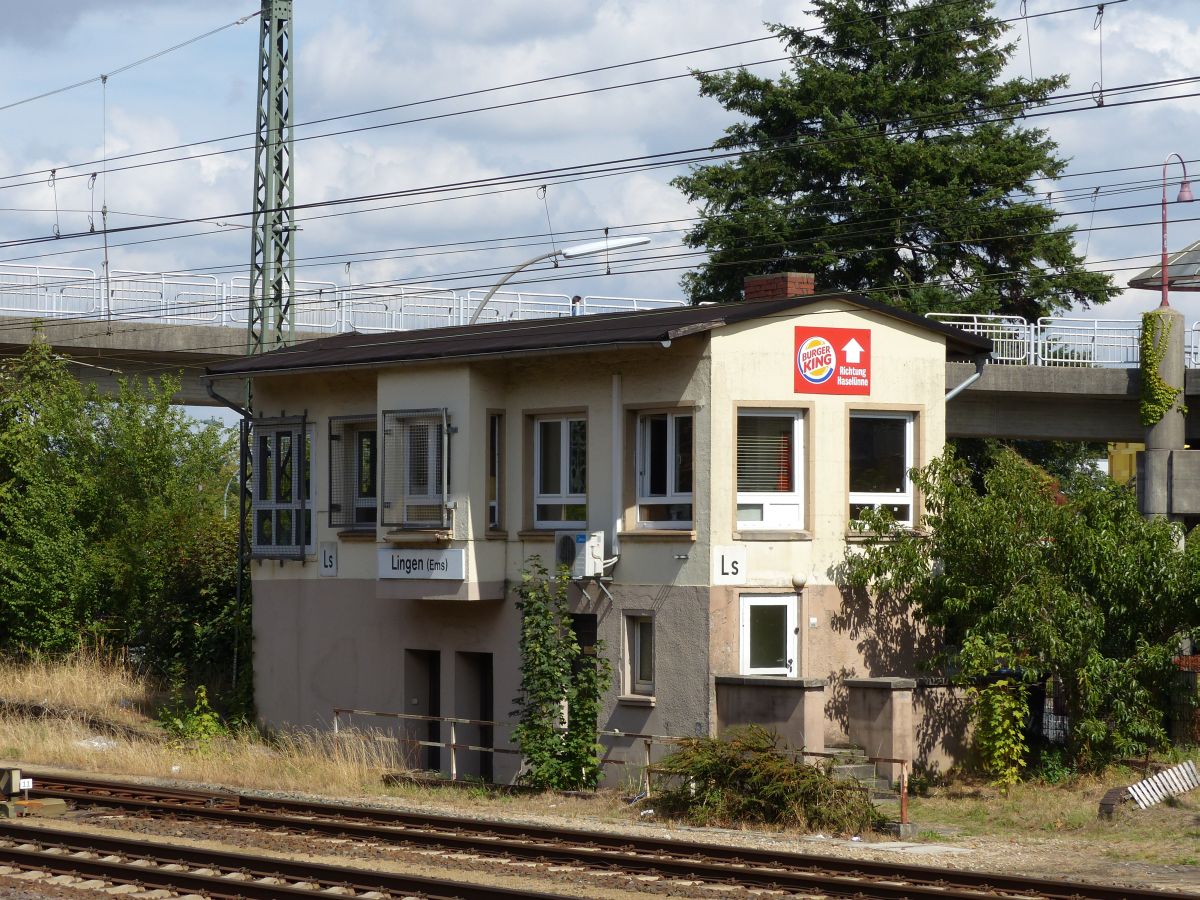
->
xmin=206 ymin=273 xmax=990 ymax=780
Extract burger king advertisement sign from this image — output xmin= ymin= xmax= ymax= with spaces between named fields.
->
xmin=794 ymin=327 xmax=871 ymax=395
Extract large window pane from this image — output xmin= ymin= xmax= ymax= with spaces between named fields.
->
xmin=356 ymin=431 xmax=376 ymax=499
xmin=636 ymin=619 xmax=654 ymax=683
xmin=737 ymin=416 xmax=793 ymax=492
xmin=645 ymin=414 xmax=667 ymax=496
xmin=538 ymin=419 xmax=561 ymax=495
xmin=850 ymin=416 xmax=907 ymax=493
xmin=674 ymin=415 xmax=693 ymax=495
xmin=568 ymin=420 xmax=587 ymax=494
xmin=748 ymin=605 xmax=787 ymax=670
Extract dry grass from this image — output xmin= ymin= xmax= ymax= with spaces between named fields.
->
xmin=910 ymin=765 xmax=1200 ymax=866
xmin=0 ymin=715 xmax=418 ymax=797
xmin=0 ymin=651 xmax=160 ymax=725
xmin=0 ymin=654 xmax=629 ymax=823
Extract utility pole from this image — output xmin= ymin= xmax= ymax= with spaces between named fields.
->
xmin=248 ymin=0 xmax=295 ymax=354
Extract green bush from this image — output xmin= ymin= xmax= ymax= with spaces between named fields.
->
xmin=650 ymin=726 xmax=881 ymax=833
xmin=157 ymin=684 xmax=226 ymax=747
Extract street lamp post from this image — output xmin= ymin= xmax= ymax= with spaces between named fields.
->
xmin=1160 ymin=153 xmax=1194 ymax=308
xmin=467 ymin=236 xmax=651 ymax=326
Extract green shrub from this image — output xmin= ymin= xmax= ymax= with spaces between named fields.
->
xmin=157 ymin=684 xmax=226 ymax=747
xmin=650 ymin=725 xmax=881 ymax=833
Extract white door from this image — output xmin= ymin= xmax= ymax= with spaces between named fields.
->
xmin=739 ymin=594 xmax=797 ymax=676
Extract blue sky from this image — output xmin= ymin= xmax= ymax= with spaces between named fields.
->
xmin=0 ymin=0 xmax=1197 ymax=333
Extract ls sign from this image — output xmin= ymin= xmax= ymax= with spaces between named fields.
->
xmin=794 ymin=327 xmax=871 ymax=395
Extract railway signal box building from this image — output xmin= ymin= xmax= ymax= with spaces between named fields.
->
xmin=206 ymin=273 xmax=990 ymax=780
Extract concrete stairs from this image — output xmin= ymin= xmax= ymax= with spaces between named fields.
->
xmin=827 ymin=745 xmax=898 ymax=801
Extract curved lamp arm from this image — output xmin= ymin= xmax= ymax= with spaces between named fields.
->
xmin=468 ymin=250 xmax=561 ymax=325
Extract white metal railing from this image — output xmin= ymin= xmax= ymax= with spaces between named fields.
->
xmin=925 ymin=313 xmax=1031 ymax=364
xmin=3 ymin=264 xmax=1170 ymax=371
xmin=1035 ymin=317 xmax=1142 ymax=367
xmin=0 ymin=264 xmax=688 ymax=335
xmin=928 ymin=313 xmax=1155 ymax=368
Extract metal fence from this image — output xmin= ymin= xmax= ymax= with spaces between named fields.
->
xmin=928 ymin=312 xmax=1193 ymax=368
xmin=0 ymin=264 xmax=688 ymax=334
xmin=331 ymin=706 xmax=911 ymax=821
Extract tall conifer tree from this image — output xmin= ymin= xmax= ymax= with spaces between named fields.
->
xmin=674 ymin=0 xmax=1113 ymax=317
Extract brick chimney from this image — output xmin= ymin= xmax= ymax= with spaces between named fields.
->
xmin=743 ymin=271 xmax=815 ymax=302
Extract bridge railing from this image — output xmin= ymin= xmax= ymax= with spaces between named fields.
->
xmin=928 ymin=313 xmax=1157 ymax=368
xmin=924 ymin=313 xmax=1031 ymax=364
xmin=1034 ymin=317 xmax=1142 ymax=367
xmin=0 ymin=264 xmax=101 ymax=318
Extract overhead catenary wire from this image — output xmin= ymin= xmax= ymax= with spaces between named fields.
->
xmin=1 ymin=65 xmax=1193 ymax=258
xmin=0 ymin=0 xmax=1130 ymax=194
xmin=0 ymin=10 xmax=261 ymax=115
xmin=0 ymin=200 xmax=1189 ymax=349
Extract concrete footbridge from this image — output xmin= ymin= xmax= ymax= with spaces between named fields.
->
xmin=0 ymin=264 xmax=1190 ymax=451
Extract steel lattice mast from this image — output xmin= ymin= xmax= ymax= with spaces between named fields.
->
xmin=248 ymin=0 xmax=295 ymax=353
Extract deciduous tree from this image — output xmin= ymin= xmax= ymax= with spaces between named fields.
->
xmin=842 ymin=449 xmax=1199 ymax=776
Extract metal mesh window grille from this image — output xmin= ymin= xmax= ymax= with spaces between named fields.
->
xmin=381 ymin=408 xmax=449 ymax=528
xmin=251 ymin=416 xmax=311 ymax=559
xmin=328 ymin=414 xmax=377 ymax=529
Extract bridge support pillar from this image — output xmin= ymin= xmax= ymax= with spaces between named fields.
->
xmin=1140 ymin=308 xmax=1186 ymax=518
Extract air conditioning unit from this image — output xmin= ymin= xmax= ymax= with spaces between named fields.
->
xmin=554 ymin=530 xmax=605 ymax=578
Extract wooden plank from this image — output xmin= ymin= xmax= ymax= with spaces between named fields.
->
xmin=1168 ymin=766 xmax=1188 ymax=794
xmin=1163 ymin=768 xmax=1183 ymax=795
xmin=1125 ymin=785 xmax=1143 ymax=808
xmin=1185 ymin=760 xmax=1200 ymax=787
xmin=1128 ymin=782 xmax=1149 ymax=808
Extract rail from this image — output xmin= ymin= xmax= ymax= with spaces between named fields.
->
xmin=928 ymin=312 xmax=1200 ymax=368
xmin=0 ymin=263 xmax=687 ymax=334
xmin=332 ymin=706 xmax=909 ymax=822
xmin=3 ymin=263 xmax=1182 ymax=371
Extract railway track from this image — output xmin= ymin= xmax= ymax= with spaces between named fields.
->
xmin=26 ymin=770 xmax=1200 ymax=900
xmin=0 ymin=819 xmax=565 ymax=899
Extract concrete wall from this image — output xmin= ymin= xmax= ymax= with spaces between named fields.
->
xmin=714 ymin=676 xmax=825 ymax=752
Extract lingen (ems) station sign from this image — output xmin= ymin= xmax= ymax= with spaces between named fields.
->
xmin=794 ymin=327 xmax=871 ymax=395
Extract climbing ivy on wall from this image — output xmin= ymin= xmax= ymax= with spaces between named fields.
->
xmin=511 ymin=558 xmax=610 ymax=790
xmin=1140 ymin=311 xmax=1185 ymax=426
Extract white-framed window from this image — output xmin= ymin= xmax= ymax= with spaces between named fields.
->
xmin=381 ymin=408 xmax=449 ymax=528
xmin=736 ymin=410 xmax=804 ymax=529
xmin=739 ymin=594 xmax=796 ymax=676
xmin=534 ymin=415 xmax=587 ymax=528
xmin=487 ymin=412 xmax=503 ymax=530
xmin=252 ymin=418 xmax=315 ymax=559
xmin=849 ymin=411 xmax=915 ymax=526
xmin=329 ymin=415 xmax=377 ymax=529
xmin=626 ymin=614 xmax=655 ymax=696
xmin=636 ymin=411 xmax=693 ymax=527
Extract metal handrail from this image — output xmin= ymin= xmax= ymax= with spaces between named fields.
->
xmin=332 ymin=705 xmax=911 ymax=820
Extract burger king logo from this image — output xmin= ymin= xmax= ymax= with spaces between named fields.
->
xmin=797 ymin=336 xmax=836 ymax=385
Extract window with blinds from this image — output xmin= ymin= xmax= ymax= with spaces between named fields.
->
xmin=328 ymin=415 xmax=377 ymax=529
xmin=381 ymin=408 xmax=449 ymax=528
xmin=735 ymin=411 xmax=803 ymax=529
